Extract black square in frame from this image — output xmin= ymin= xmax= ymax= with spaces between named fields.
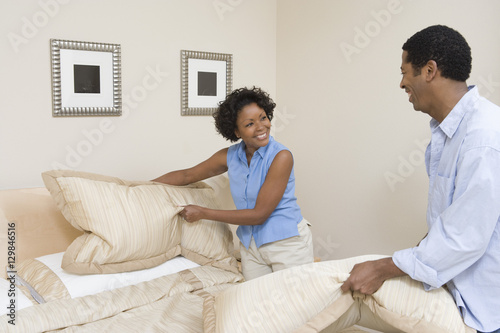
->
xmin=74 ymin=64 xmax=101 ymax=94
xmin=197 ymin=71 xmax=217 ymax=96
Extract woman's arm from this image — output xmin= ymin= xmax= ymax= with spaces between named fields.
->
xmin=179 ymin=150 xmax=293 ymax=225
xmin=153 ymin=148 xmax=229 ymax=185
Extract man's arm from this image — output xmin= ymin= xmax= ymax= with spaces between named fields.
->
xmin=340 ymin=257 xmax=406 ymax=294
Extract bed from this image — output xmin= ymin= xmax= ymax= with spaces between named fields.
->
xmin=0 ymin=170 xmax=476 ymax=332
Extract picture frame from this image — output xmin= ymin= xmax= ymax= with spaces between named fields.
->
xmin=181 ymin=50 xmax=233 ymax=116
xmin=50 ymin=39 xmax=122 ymax=117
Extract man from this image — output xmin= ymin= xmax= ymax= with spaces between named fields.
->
xmin=341 ymin=25 xmax=500 ymax=333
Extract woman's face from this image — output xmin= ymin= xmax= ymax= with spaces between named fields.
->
xmin=234 ymin=102 xmax=271 ymax=153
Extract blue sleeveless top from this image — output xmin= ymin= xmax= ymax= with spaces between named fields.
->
xmin=227 ymin=136 xmax=303 ymax=249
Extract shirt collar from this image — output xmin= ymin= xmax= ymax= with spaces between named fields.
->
xmin=237 ymin=136 xmax=275 ymax=163
xmin=435 ymin=85 xmax=478 ymax=139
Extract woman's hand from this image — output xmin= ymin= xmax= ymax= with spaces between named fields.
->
xmin=178 ymin=205 xmax=205 ymax=223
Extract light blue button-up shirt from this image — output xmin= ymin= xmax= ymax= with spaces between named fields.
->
xmin=227 ymin=136 xmax=302 ymax=249
xmin=393 ymin=86 xmax=500 ymax=332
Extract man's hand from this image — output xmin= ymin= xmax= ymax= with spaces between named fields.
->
xmin=340 ymin=257 xmax=406 ymax=295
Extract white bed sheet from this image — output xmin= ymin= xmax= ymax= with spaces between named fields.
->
xmin=36 ymin=252 xmax=200 ymax=298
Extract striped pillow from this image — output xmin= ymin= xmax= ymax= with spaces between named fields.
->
xmin=203 ymin=255 xmax=475 ymax=333
xmin=42 ymin=170 xmax=238 ymax=274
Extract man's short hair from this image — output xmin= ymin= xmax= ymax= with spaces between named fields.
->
xmin=402 ymin=25 xmax=472 ymax=81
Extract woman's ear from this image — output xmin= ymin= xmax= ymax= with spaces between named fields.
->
xmin=234 ymin=129 xmax=240 ymax=139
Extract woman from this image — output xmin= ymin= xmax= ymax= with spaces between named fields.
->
xmin=153 ymin=87 xmax=313 ymax=280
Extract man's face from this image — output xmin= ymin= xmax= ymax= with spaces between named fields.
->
xmin=400 ymin=51 xmax=428 ymax=112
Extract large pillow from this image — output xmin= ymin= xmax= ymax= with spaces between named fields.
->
xmin=15 ymin=252 xmax=200 ymax=303
xmin=203 ymin=255 xmax=475 ymax=333
xmin=42 ymin=170 xmax=238 ymax=274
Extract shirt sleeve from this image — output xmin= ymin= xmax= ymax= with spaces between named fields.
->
xmin=393 ymin=145 xmax=500 ymax=289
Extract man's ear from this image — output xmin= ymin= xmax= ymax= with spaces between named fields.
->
xmin=425 ymin=60 xmax=438 ymax=81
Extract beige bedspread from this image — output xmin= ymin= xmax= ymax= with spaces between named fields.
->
xmin=1 ymin=266 xmax=242 ymax=332
xmin=2 ymin=258 xmax=473 ymax=333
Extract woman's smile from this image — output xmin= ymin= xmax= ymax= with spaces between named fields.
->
xmin=256 ymin=132 xmax=268 ymax=140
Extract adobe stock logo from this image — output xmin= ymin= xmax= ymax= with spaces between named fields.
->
xmin=475 ymin=74 xmax=500 ymax=100
xmin=213 ymin=0 xmax=244 ymax=21
xmin=51 ymin=65 xmax=169 ymax=170
xmin=340 ymin=0 xmax=404 ymax=64
xmin=384 ymin=138 xmax=428 ymax=192
xmin=7 ymin=0 xmax=71 ymax=53
xmin=271 ymin=106 xmax=296 ymax=135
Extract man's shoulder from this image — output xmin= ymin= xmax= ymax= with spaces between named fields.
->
xmin=462 ymin=99 xmax=500 ymax=151
xmin=467 ymin=97 xmax=500 ymax=130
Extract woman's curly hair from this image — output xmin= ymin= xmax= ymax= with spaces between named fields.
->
xmin=213 ymin=87 xmax=276 ymax=142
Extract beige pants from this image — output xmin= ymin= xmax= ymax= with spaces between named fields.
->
xmin=240 ymin=219 xmax=314 ymax=281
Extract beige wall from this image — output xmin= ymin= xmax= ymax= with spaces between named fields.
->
xmin=2 ymin=0 xmax=500 ymax=260
xmin=0 ymin=0 xmax=276 ymax=189
xmin=276 ymin=0 xmax=500 ymax=259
